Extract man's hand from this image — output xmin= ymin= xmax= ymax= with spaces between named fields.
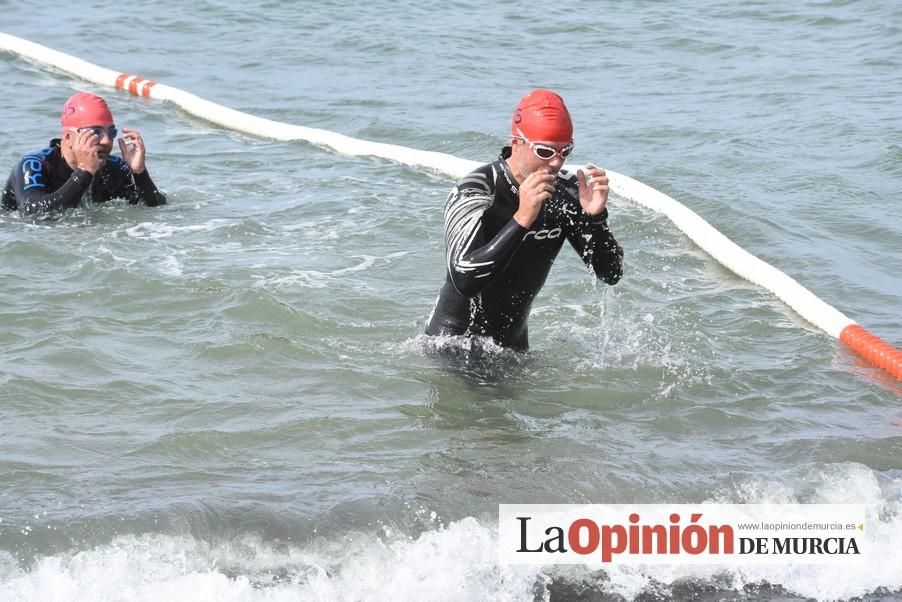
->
xmin=577 ymin=164 xmax=609 ymax=217
xmin=514 ymin=168 xmax=556 ymax=228
xmin=118 ymin=128 xmax=146 ymax=174
xmin=71 ymin=130 xmax=105 ymax=175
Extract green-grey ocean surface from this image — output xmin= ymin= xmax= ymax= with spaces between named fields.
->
xmin=1 ymin=1 xmax=900 ymax=600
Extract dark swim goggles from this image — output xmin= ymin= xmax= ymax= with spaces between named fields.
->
xmin=74 ymin=126 xmax=118 ymax=140
xmin=514 ymin=128 xmax=573 ymax=160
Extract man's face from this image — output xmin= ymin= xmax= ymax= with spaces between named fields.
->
xmin=510 ymin=136 xmax=570 ymax=182
xmin=64 ymin=125 xmax=117 ymax=160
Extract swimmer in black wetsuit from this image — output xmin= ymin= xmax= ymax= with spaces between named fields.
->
xmin=1 ymin=91 xmax=165 ymax=216
xmin=425 ymin=89 xmax=623 ymax=350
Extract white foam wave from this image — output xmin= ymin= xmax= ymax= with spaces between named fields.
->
xmin=253 ymin=271 xmax=332 ymax=289
xmin=124 ymin=222 xmax=219 ymax=240
xmin=254 ymin=252 xmax=409 ymax=290
xmin=331 ymin=255 xmax=377 ymax=275
xmin=596 ymin=464 xmax=902 ymax=601
xmin=1 ymin=464 xmax=899 ymax=601
xmin=0 ymin=519 xmax=540 ymax=602
xmin=156 ymin=255 xmax=184 ymax=278
xmin=90 ymin=245 xmax=137 ymax=268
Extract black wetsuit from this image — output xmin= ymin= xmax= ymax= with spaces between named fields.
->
xmin=1 ymin=139 xmax=166 ymax=216
xmin=425 ymin=147 xmax=623 ymax=350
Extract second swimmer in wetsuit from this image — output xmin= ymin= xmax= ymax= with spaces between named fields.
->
xmin=1 ymin=91 xmax=165 ymax=216
xmin=425 ymin=89 xmax=623 ymax=350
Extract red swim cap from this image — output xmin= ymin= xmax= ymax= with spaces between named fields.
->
xmin=60 ymin=92 xmax=114 ymax=128
xmin=511 ymin=89 xmax=573 ymax=144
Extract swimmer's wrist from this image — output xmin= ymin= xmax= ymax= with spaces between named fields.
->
xmin=588 ymin=207 xmax=609 ymax=223
xmin=512 ymin=210 xmax=536 ymax=229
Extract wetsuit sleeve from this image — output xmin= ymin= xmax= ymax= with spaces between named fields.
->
xmin=2 ymin=171 xmax=18 ymax=210
xmin=566 ymin=207 xmax=624 ymax=285
xmin=10 ymin=155 xmax=92 ymax=216
xmin=443 ymin=174 xmax=526 ymax=298
xmin=114 ymin=159 xmax=166 ymax=206
xmin=131 ymin=169 xmax=166 ymax=206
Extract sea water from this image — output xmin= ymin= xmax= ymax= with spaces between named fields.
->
xmin=1 ymin=1 xmax=900 ymax=600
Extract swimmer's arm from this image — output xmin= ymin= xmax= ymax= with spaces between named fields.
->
xmin=115 ymin=159 xmax=166 ymax=207
xmin=567 ymin=208 xmax=624 ymax=285
xmin=443 ymin=188 xmax=525 ymax=297
xmin=449 ymin=219 xmax=526 ymax=297
xmin=131 ymin=169 xmax=166 ymax=206
xmin=12 ymin=159 xmax=92 ymax=216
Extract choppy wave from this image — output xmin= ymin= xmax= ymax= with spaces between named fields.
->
xmin=2 ymin=462 xmax=900 ymax=601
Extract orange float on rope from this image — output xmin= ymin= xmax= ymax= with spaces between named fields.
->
xmin=115 ymin=73 xmax=157 ymax=97
xmin=840 ymin=325 xmax=902 ymax=380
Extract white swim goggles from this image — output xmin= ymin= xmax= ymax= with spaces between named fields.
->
xmin=514 ymin=128 xmax=573 ymax=160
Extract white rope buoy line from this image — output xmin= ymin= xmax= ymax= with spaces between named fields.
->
xmin=1 ymin=32 xmax=898 ymax=381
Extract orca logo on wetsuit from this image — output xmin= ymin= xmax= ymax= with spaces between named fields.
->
xmin=523 ymin=227 xmax=562 ymax=241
